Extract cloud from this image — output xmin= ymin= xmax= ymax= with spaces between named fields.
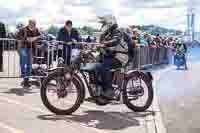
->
xmin=0 ymin=0 xmax=199 ymax=31
xmin=120 ymin=0 xmax=186 ymax=8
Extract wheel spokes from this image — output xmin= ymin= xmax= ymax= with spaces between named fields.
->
xmin=46 ymin=79 xmax=78 ymax=110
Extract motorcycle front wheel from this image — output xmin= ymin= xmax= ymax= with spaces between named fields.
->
xmin=41 ymin=71 xmax=85 ymax=115
xmin=123 ymin=72 xmax=154 ymax=112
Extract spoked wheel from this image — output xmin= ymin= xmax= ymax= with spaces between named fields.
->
xmin=41 ymin=72 xmax=85 ymax=115
xmin=123 ymin=72 xmax=153 ymax=112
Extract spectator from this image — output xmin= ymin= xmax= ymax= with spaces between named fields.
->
xmin=138 ymin=34 xmax=146 ymax=47
xmin=16 ymin=23 xmax=24 ymax=34
xmin=93 ymin=37 xmax=97 ymax=42
xmin=0 ymin=22 xmax=6 ymax=72
xmin=175 ymin=40 xmax=188 ymax=69
xmin=17 ymin=19 xmax=41 ymax=87
xmin=150 ymin=40 xmax=157 ymax=48
xmin=132 ymin=28 xmax=139 ymax=41
xmin=144 ymin=32 xmax=151 ymax=46
xmin=57 ymin=20 xmax=80 ymax=65
xmin=86 ymin=36 xmax=92 ymax=43
xmin=132 ymin=28 xmax=141 ymax=47
xmin=155 ymin=34 xmax=161 ymax=47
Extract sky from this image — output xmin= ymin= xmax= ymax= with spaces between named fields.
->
xmin=0 ymin=0 xmax=199 ymax=31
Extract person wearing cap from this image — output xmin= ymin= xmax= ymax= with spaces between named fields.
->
xmin=57 ymin=20 xmax=81 ymax=65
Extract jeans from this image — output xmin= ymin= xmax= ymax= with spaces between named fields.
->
xmin=80 ymin=62 xmax=113 ymax=92
xmin=63 ymin=45 xmax=72 ymax=65
xmin=97 ymin=56 xmax=122 ymax=91
xmin=97 ymin=66 xmax=113 ymax=91
xmin=19 ymin=48 xmax=32 ymax=80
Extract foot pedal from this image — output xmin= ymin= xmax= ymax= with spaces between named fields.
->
xmin=85 ymin=97 xmax=96 ymax=103
xmin=33 ymin=56 xmax=45 ymax=59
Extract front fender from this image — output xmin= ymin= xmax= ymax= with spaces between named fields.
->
xmin=73 ymin=73 xmax=86 ymax=103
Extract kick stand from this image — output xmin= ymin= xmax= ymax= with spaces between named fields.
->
xmin=119 ymin=93 xmax=126 ymax=113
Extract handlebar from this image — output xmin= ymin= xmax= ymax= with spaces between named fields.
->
xmin=0 ymin=38 xmax=105 ymax=50
xmin=52 ymin=41 xmax=105 ymax=50
xmin=53 ymin=41 xmax=103 ymax=46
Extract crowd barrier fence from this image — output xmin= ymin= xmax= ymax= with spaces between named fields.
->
xmin=0 ymin=38 xmax=172 ymax=78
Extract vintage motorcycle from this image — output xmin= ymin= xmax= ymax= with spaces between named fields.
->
xmin=40 ymin=42 xmax=154 ymax=115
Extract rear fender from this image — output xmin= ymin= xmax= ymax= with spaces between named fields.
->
xmin=126 ymin=70 xmax=153 ymax=82
xmin=145 ymin=72 xmax=153 ymax=81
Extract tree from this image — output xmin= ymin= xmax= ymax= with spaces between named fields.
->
xmin=176 ymin=30 xmax=183 ymax=35
xmin=81 ymin=26 xmax=93 ymax=35
xmin=80 ymin=26 xmax=98 ymax=36
xmin=46 ymin=25 xmax=59 ymax=36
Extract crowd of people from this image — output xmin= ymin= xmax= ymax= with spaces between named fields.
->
xmin=0 ymin=18 xmax=187 ymax=88
xmin=125 ymin=28 xmax=182 ymax=49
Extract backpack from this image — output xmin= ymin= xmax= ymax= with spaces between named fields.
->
xmin=176 ymin=44 xmax=186 ymax=56
xmin=119 ymin=31 xmax=134 ymax=58
xmin=100 ymin=29 xmax=134 ymax=59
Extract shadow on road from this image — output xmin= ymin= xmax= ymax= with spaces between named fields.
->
xmin=2 ymin=88 xmax=38 ymax=96
xmin=38 ymin=110 xmax=154 ymax=130
xmin=175 ymin=68 xmax=188 ymax=71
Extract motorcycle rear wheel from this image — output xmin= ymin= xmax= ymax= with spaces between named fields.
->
xmin=123 ymin=72 xmax=153 ymax=112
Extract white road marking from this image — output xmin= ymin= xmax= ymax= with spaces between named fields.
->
xmin=0 ymin=121 xmax=24 ymax=133
xmin=0 ymin=95 xmax=48 ymax=114
xmin=0 ymin=95 xmax=109 ymax=133
xmin=0 ymin=65 xmax=174 ymax=133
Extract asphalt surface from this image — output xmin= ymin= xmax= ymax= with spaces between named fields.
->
xmin=0 ymin=51 xmax=165 ymax=133
xmin=0 ymin=77 xmax=161 ymax=133
xmin=157 ymin=46 xmax=200 ymax=133
xmin=1 ymin=46 xmax=199 ymax=133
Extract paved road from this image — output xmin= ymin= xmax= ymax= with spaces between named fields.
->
xmin=2 ymin=46 xmax=200 ymax=133
xmin=0 ymin=50 xmax=167 ymax=133
xmin=157 ymin=47 xmax=200 ymax=133
xmin=1 ymin=46 xmax=199 ymax=133
xmin=0 ymin=76 xmax=164 ymax=133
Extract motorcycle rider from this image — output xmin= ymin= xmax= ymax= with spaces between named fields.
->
xmin=97 ymin=15 xmax=129 ymax=99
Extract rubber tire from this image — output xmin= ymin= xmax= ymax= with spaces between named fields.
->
xmin=31 ymin=80 xmax=41 ymax=88
xmin=40 ymin=71 xmax=85 ymax=115
xmin=123 ymin=72 xmax=154 ymax=112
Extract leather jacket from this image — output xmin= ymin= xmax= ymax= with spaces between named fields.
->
xmin=99 ymin=27 xmax=129 ymax=65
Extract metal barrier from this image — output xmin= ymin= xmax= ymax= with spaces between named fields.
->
xmin=0 ymin=38 xmax=57 ymax=78
xmin=130 ymin=46 xmax=170 ymax=70
xmin=0 ymin=38 xmax=171 ymax=78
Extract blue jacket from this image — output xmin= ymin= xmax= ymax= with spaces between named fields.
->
xmin=57 ymin=27 xmax=80 ymax=42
